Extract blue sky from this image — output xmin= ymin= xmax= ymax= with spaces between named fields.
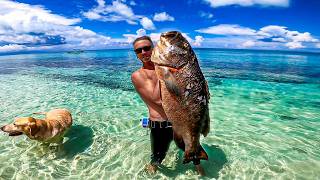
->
xmin=0 ymin=0 xmax=319 ymax=53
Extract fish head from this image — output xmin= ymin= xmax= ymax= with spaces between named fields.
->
xmin=152 ymin=31 xmax=192 ymax=69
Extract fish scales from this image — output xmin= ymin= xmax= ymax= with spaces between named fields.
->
xmin=151 ymin=31 xmax=210 ymax=164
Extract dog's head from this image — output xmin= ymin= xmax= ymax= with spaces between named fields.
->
xmin=1 ymin=117 xmax=37 ymax=137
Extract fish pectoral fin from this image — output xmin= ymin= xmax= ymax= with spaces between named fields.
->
xmin=164 ymin=78 xmax=181 ymax=97
xmin=183 ymin=145 xmax=208 ymax=164
xmin=204 ymin=80 xmax=210 ymax=100
xmin=158 ymin=66 xmax=181 ymax=96
xmin=201 ymin=108 xmax=210 ymax=137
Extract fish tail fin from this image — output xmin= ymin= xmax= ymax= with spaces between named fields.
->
xmin=183 ymin=145 xmax=208 ymax=164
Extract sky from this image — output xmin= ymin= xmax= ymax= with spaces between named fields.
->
xmin=0 ymin=0 xmax=320 ymax=53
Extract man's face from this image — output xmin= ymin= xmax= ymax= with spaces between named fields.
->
xmin=134 ymin=40 xmax=153 ymax=62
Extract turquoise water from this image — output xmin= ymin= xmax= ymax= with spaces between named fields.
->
xmin=0 ymin=49 xmax=319 ymax=179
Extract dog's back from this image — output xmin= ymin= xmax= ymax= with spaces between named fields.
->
xmin=1 ymin=108 xmax=73 ymax=143
xmin=41 ymin=108 xmax=72 ymax=143
xmin=46 ymin=109 xmax=72 ymax=128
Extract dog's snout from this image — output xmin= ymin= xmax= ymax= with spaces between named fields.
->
xmin=0 ymin=126 xmax=4 ymax=131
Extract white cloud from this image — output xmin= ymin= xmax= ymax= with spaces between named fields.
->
xmin=153 ymin=12 xmax=175 ymax=22
xmin=123 ymin=28 xmax=147 ymax=43
xmin=129 ymin=1 xmax=136 ymax=6
xmin=287 ymin=32 xmax=317 ymax=42
xmin=0 ymin=0 xmax=115 ymax=53
xmin=83 ymin=0 xmax=139 ymax=25
xmin=316 ymin=43 xmax=320 ymax=49
xmin=83 ymin=0 xmax=156 ymax=29
xmin=196 ymin=24 xmax=256 ymax=36
xmin=204 ymin=0 xmax=289 ymax=8
xmin=258 ymin=25 xmax=318 ymax=49
xmin=149 ymin=33 xmax=161 ymax=42
xmin=285 ymin=41 xmax=304 ymax=49
xmin=258 ymin=25 xmax=288 ymax=37
xmin=123 ymin=31 xmax=203 ymax=47
xmin=82 ymin=11 xmax=101 ymax=20
xmin=136 ymin=29 xmax=147 ymax=36
xmin=0 ymin=44 xmax=26 ymax=53
xmin=199 ymin=11 xmax=214 ymax=19
xmin=0 ymin=34 xmax=42 ymax=44
xmin=258 ymin=26 xmax=318 ymax=42
xmin=242 ymin=40 xmax=255 ymax=47
xmin=0 ymin=1 xmax=81 ymax=28
xmin=140 ymin=17 xmax=155 ymax=30
xmin=197 ymin=24 xmax=320 ymax=50
xmin=201 ymin=36 xmax=281 ymax=49
xmin=194 ymin=36 xmax=204 ymax=46
xmin=272 ymin=37 xmax=286 ymax=42
xmin=0 ymin=0 xmax=81 ymax=35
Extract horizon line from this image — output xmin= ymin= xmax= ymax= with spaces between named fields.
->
xmin=1 ymin=47 xmax=319 ymax=57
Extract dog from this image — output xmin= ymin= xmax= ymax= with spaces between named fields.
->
xmin=1 ymin=108 xmax=72 ymax=143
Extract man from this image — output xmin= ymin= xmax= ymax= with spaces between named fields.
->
xmin=131 ymin=36 xmax=173 ymax=173
xmin=131 ymin=36 xmax=205 ymax=175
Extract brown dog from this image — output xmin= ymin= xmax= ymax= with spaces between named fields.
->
xmin=1 ymin=108 xmax=72 ymax=143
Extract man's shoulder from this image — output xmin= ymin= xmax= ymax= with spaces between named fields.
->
xmin=132 ymin=68 xmax=142 ymax=78
xmin=131 ymin=69 xmax=145 ymax=83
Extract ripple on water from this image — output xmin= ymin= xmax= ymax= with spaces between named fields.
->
xmin=0 ymin=50 xmax=320 ymax=179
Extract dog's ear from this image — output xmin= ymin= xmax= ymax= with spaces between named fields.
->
xmin=14 ymin=117 xmax=31 ymax=126
xmin=28 ymin=122 xmax=36 ymax=126
xmin=30 ymin=126 xmax=37 ymax=137
xmin=25 ymin=126 xmax=37 ymax=138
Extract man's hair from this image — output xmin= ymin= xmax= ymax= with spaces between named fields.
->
xmin=132 ymin=36 xmax=153 ymax=46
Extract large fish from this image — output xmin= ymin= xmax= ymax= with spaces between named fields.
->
xmin=151 ymin=31 xmax=210 ymax=164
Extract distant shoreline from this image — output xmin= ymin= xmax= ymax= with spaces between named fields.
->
xmin=1 ymin=47 xmax=319 ymax=57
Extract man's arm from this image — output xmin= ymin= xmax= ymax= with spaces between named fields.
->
xmin=131 ymin=71 xmax=162 ymax=107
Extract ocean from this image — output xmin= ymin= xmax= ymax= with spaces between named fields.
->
xmin=0 ymin=49 xmax=319 ymax=179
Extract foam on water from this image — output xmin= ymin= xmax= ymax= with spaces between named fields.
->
xmin=0 ymin=49 xmax=319 ymax=179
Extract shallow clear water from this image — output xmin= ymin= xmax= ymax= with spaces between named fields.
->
xmin=0 ymin=49 xmax=319 ymax=179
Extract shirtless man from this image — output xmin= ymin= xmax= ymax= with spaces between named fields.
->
xmin=131 ymin=36 xmax=205 ymax=175
xmin=131 ymin=36 xmax=172 ymax=173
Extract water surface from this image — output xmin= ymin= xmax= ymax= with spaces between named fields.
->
xmin=0 ymin=49 xmax=319 ymax=179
